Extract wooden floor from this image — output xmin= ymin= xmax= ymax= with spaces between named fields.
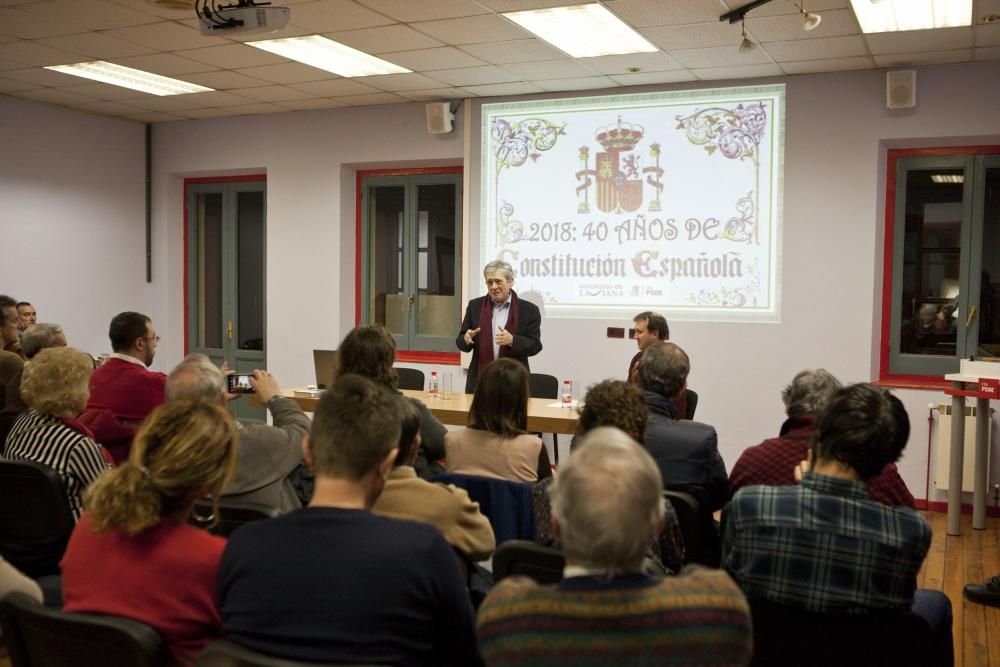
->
xmin=0 ymin=511 xmax=998 ymax=667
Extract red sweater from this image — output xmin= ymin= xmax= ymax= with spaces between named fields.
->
xmin=86 ymin=357 xmax=166 ymax=421
xmin=61 ymin=516 xmax=226 ymax=666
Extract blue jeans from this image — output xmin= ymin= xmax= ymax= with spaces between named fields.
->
xmin=912 ymin=589 xmax=954 ymax=667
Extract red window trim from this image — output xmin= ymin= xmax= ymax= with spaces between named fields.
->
xmin=355 ymin=166 xmax=463 ymax=365
xmin=182 ymin=175 xmax=267 ymax=356
xmin=878 ymin=146 xmax=1000 ymax=386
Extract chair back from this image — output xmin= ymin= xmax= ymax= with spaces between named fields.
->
xmin=663 ymin=490 xmax=707 ymax=566
xmin=0 ymin=591 xmax=169 ymax=667
xmin=684 ymin=389 xmax=698 ymax=420
xmin=0 ymin=460 xmax=75 ymax=577
xmin=748 ymin=597 xmax=931 ymax=667
xmin=189 ymin=500 xmax=280 ymax=538
xmin=197 ymin=639 xmax=387 ymax=666
xmin=528 ymin=374 xmax=559 ymax=400
xmin=432 ymin=473 xmax=536 ymax=544
xmin=395 ymin=367 xmax=426 ymax=391
xmin=493 ymin=540 xmax=564 ymax=585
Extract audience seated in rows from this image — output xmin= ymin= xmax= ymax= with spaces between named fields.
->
xmin=61 ymin=401 xmax=239 ymax=666
xmin=534 ymin=379 xmax=685 ymax=573
xmin=1 ymin=323 xmax=69 ymax=448
xmin=477 ymin=426 xmax=752 ymax=667
xmin=0 ymin=294 xmax=24 ymax=359
xmin=728 ymin=367 xmax=915 ymax=506
xmin=333 ymin=324 xmax=447 ymax=479
xmin=217 ymin=374 xmax=482 ymax=666
xmin=639 ymin=341 xmax=727 ymax=564
xmin=81 ymin=311 xmax=166 ymax=463
xmin=723 ymin=383 xmax=953 ymax=666
xmin=4 ymin=347 xmax=111 ymax=521
xmin=445 ymin=358 xmax=552 ymax=483
xmin=165 ymin=354 xmax=310 ymax=513
xmin=372 ymin=397 xmax=496 ymax=562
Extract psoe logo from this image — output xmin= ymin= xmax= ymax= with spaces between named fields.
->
xmin=645 ymin=286 xmax=663 ymax=296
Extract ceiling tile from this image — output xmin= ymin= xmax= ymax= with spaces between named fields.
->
xmin=217 ymin=102 xmax=289 ymax=115
xmin=329 ymin=24 xmax=443 ymax=54
xmin=180 ymin=70 xmax=273 ymax=89
xmin=0 ymin=74 xmax=38 ymax=92
xmin=475 ymin=0 xmax=579 ymax=10
xmin=412 ymin=15 xmax=531 ymax=45
xmin=12 ymin=86 xmax=99 ymax=105
xmin=288 ymin=78 xmax=381 ymax=96
xmin=337 ymin=92 xmax=408 ymax=105
xmin=865 ymin=27 xmax=973 ymax=55
xmin=670 ymin=44 xmax=775 ymax=68
xmin=124 ymin=111 xmax=185 ymax=122
xmin=975 ymin=46 xmax=1000 ymax=61
xmin=604 ymin=0 xmax=724 ymax=28
xmin=459 ymin=38 xmax=563 ymax=64
xmin=287 ymin=0 xmax=394 ymax=32
xmin=17 ymin=0 xmax=159 ymax=30
xmin=976 ymin=22 xmax=1000 ymax=47
xmin=397 ymin=86 xmax=473 ymax=101
xmin=779 ymin=55 xmax=874 ymax=74
xmin=0 ymin=39 xmax=85 ymax=66
xmin=174 ymin=107 xmax=233 ymax=118
xmin=873 ymin=49 xmax=973 ymax=67
xmin=361 ymin=72 xmax=447 ymax=91
xmin=104 ymin=0 xmax=196 ymax=21
xmin=501 ymin=59 xmax=597 ymax=79
xmin=747 ymin=8 xmax=860 ymax=43
xmin=75 ymin=99 xmax=149 ymax=115
xmin=110 ymin=53 xmax=218 ymax=76
xmin=0 ymin=6 xmax=90 ymax=38
xmin=176 ymin=44 xmax=288 ymax=69
xmin=535 ymin=75 xmax=618 ymax=91
xmin=426 ymin=64 xmax=520 ymax=86
xmin=104 ymin=20 xmax=229 ymax=51
xmin=641 ymin=22 xmax=744 ymax=50
xmin=227 ymin=84 xmax=317 ymax=102
xmin=277 ymin=97 xmax=349 ymax=110
xmin=724 ymin=0 xmax=849 ymax=19
xmin=582 ymin=51 xmax=684 ymax=74
xmin=386 ymin=46 xmax=486 ymax=70
xmin=462 ymin=81 xmax=544 ymax=96
xmin=355 ymin=0 xmax=490 ymax=22
xmin=35 ymin=32 xmax=158 ymax=59
xmin=234 ymin=62 xmax=335 ymax=84
xmin=607 ymin=69 xmax=697 ymax=85
xmin=60 ymin=82 xmax=151 ymax=100
xmin=763 ymin=35 xmax=867 ymax=62
xmin=691 ymin=63 xmax=784 ymax=80
xmin=0 ymin=65 xmax=79 ymax=85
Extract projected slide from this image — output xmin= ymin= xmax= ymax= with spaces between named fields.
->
xmin=480 ymin=84 xmax=784 ymax=322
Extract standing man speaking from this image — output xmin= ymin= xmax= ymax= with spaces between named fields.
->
xmin=456 ymin=260 xmax=542 ymax=393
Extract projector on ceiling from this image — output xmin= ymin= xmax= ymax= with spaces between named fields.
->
xmin=197 ymin=2 xmax=290 ymax=36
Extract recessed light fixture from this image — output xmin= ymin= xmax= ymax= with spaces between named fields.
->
xmin=247 ymin=35 xmax=411 ymax=77
xmin=44 ymin=61 xmax=213 ymax=96
xmin=503 ymin=3 xmax=656 ymax=58
xmin=930 ymin=174 xmax=964 ymax=184
xmin=849 ymin=0 xmax=972 ymax=33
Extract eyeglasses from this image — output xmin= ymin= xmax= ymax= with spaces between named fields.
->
xmin=141 ymin=335 xmax=162 ymax=343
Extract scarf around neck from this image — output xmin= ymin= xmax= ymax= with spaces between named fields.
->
xmin=476 ymin=289 xmax=521 ymax=370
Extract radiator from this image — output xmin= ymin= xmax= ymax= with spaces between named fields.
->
xmin=934 ymin=404 xmax=991 ymax=493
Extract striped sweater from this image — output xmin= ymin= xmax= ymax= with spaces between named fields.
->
xmin=4 ymin=410 xmax=111 ymax=520
xmin=477 ymin=566 xmax=752 ymax=667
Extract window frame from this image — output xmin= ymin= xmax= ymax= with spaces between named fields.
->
xmin=879 ymin=147 xmax=1000 ymax=387
xmin=355 ymin=166 xmax=463 ymax=364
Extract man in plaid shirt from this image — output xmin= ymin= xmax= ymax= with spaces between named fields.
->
xmin=727 ymin=369 xmax=915 ymax=507
xmin=723 ymin=383 xmax=952 ymax=666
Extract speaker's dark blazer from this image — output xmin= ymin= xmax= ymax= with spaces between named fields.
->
xmin=456 ymin=296 xmax=542 ymax=394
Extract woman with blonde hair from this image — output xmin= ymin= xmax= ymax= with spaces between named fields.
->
xmin=4 ymin=346 xmax=111 ymax=521
xmin=61 ymin=400 xmax=239 ymax=666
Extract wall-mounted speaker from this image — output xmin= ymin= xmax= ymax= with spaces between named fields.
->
xmin=886 ymin=69 xmax=917 ymax=109
xmin=425 ymin=102 xmax=454 ymax=134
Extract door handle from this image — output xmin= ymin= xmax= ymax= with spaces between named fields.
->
xmin=408 ymin=294 xmax=414 ymax=308
xmin=227 ymin=320 xmax=234 ymax=341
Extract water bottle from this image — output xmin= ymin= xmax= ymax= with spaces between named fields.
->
xmin=561 ymin=379 xmax=572 ymax=408
xmin=428 ymin=371 xmax=439 ymax=398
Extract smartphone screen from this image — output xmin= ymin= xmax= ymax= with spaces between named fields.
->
xmin=227 ymin=373 xmax=255 ymax=394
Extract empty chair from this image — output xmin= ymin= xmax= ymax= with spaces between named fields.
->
xmin=528 ymin=373 xmax=562 ymax=464
xmin=493 ymin=540 xmax=564 ymax=585
xmin=395 ymin=367 xmax=426 ymax=392
xmin=663 ymin=490 xmax=709 ymax=567
xmin=189 ymin=500 xmax=280 ymax=538
xmin=684 ymin=389 xmax=698 ymax=420
xmin=748 ymin=596 xmax=931 ymax=667
xmin=0 ymin=460 xmax=75 ymax=578
xmin=0 ymin=591 xmax=169 ymax=667
xmin=432 ymin=473 xmax=536 ymax=544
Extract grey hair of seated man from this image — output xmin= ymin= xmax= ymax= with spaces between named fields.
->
xmin=483 ymin=260 xmax=514 ymax=281
xmin=166 ymin=353 xmax=224 ymax=404
xmin=781 ymin=368 xmax=842 ymax=420
xmin=22 ymin=323 xmax=66 ymax=359
xmin=638 ymin=341 xmax=689 ymax=399
xmin=549 ymin=426 xmax=664 ymax=575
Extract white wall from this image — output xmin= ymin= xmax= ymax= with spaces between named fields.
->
xmin=5 ymin=60 xmax=1000 ymax=505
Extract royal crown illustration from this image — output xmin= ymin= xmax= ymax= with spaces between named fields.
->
xmin=595 ymin=116 xmax=644 ymax=152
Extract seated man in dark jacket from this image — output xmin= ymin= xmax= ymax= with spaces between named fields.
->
xmin=638 ymin=341 xmax=727 ymax=564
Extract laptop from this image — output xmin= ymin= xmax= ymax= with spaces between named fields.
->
xmin=313 ymin=349 xmax=337 ymax=389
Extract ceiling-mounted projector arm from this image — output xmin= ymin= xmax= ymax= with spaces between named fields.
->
xmin=197 ymin=0 xmax=236 ymax=28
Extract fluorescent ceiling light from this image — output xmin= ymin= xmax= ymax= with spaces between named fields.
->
xmin=503 ymin=3 xmax=656 ymax=58
xmin=247 ymin=35 xmax=411 ymax=77
xmin=931 ymin=174 xmax=964 ymax=184
xmin=849 ymin=0 xmax=972 ymax=33
xmin=44 ymin=61 xmax=212 ymax=96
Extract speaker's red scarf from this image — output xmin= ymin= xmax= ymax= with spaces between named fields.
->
xmin=476 ymin=289 xmax=520 ymax=371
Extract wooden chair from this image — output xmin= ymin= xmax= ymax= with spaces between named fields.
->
xmin=395 ymin=367 xmax=426 ymax=391
xmin=528 ymin=373 xmax=562 ymax=464
xmin=492 ymin=539 xmax=564 ymax=585
xmin=0 ymin=460 xmax=75 ymax=578
xmin=0 ymin=591 xmax=169 ymax=667
xmin=197 ymin=639 xmax=387 ymax=667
